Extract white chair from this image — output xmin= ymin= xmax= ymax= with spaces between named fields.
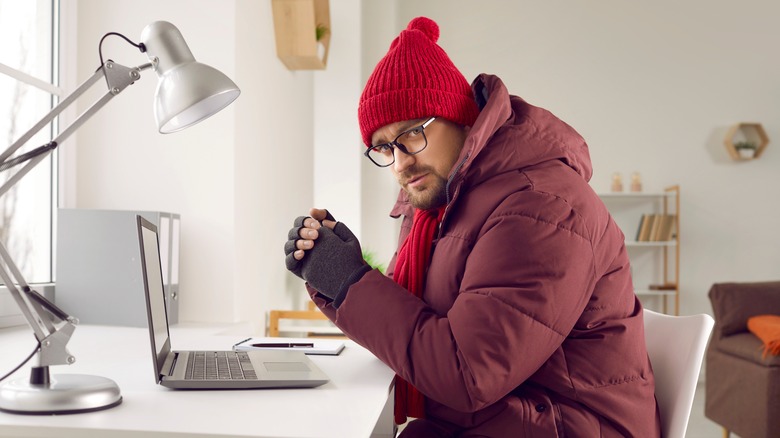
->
xmin=643 ymin=308 xmax=714 ymax=438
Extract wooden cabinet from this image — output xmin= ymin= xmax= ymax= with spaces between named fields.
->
xmin=599 ymin=185 xmax=680 ymax=315
xmin=271 ymin=0 xmax=331 ymax=70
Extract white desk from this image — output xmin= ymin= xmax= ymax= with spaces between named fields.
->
xmin=0 ymin=324 xmax=396 ymax=438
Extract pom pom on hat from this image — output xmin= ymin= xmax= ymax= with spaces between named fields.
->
xmin=407 ymin=16 xmax=439 ymax=42
xmin=358 ymin=17 xmax=479 ymax=147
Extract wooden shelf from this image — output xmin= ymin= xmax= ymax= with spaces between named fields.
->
xmin=277 ymin=324 xmax=342 ymax=335
xmin=600 ymin=185 xmax=681 ymax=315
xmin=635 ymin=289 xmax=678 ymax=297
xmin=625 ymin=240 xmax=677 ymax=247
xmin=271 ymin=0 xmax=330 ymax=70
xmin=268 ymin=308 xmax=344 ymax=337
xmin=599 ymin=192 xmax=676 ymax=199
xmin=724 ymin=122 xmax=769 ymax=161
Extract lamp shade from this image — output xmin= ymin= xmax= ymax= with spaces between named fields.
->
xmin=141 ymin=21 xmax=240 ymax=134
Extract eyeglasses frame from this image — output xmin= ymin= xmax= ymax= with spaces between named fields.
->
xmin=364 ymin=117 xmax=437 ymax=168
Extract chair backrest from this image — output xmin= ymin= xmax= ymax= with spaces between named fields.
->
xmin=643 ymin=309 xmax=714 ymax=438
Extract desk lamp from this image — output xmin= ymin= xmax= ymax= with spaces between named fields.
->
xmin=0 ymin=21 xmax=239 ymax=414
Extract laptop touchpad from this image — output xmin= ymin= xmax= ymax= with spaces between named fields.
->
xmin=264 ymin=362 xmax=310 ymax=372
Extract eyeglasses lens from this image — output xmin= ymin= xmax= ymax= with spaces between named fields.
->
xmin=368 ymin=126 xmax=428 ymax=167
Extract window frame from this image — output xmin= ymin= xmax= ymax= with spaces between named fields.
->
xmin=0 ymin=0 xmax=60 ymax=327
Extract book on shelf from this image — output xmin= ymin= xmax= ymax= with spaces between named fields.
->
xmin=635 ymin=214 xmax=653 ymax=241
xmin=635 ymin=214 xmax=676 ymax=242
xmin=656 ymin=214 xmax=676 ymax=241
xmin=648 ymin=214 xmax=664 ymax=241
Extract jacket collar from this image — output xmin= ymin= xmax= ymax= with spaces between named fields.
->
xmin=391 ymin=73 xmax=592 ymax=218
xmin=390 ymin=74 xmax=512 ymax=219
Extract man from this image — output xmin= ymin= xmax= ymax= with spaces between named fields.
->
xmin=285 ymin=16 xmax=660 ymax=437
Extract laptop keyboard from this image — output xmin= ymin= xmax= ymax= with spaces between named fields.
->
xmin=185 ymin=351 xmax=258 ymax=380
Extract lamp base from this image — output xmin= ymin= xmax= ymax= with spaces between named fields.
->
xmin=0 ymin=373 xmax=122 ymax=415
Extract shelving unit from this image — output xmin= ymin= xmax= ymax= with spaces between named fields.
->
xmin=270 ymin=0 xmax=331 ymax=70
xmin=600 ymin=185 xmax=680 ymax=315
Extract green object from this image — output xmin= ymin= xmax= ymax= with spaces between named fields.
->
xmin=734 ymin=141 xmax=757 ymax=150
xmin=315 ymin=24 xmax=329 ymax=41
xmin=362 ymin=250 xmax=386 ymax=274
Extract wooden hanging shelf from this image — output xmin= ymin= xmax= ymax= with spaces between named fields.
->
xmin=724 ymin=122 xmax=769 ymax=161
xmin=271 ymin=0 xmax=330 ymax=70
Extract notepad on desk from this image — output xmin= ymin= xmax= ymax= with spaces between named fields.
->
xmin=234 ymin=337 xmax=345 ymax=356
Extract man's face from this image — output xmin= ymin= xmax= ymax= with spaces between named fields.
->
xmin=371 ymin=118 xmax=468 ymax=210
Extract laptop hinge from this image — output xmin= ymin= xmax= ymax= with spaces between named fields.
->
xmin=162 ymin=352 xmax=179 ymax=377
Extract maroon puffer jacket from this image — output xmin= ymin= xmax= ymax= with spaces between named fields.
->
xmin=310 ymin=74 xmax=661 ymax=437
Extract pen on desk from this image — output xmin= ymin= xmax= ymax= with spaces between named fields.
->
xmin=233 ymin=337 xmax=252 ymax=348
xmin=252 ymin=342 xmax=314 ymax=348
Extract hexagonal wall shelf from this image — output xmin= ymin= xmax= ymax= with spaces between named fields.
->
xmin=724 ymin=122 xmax=769 ymax=161
xmin=271 ymin=0 xmax=330 ymax=70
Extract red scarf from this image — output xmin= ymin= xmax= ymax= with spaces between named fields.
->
xmin=392 ymin=206 xmax=445 ymax=424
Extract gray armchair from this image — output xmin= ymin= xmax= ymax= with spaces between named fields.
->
xmin=706 ymin=281 xmax=780 ymax=438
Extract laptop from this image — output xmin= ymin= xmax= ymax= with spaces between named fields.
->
xmin=137 ymin=215 xmax=330 ymax=389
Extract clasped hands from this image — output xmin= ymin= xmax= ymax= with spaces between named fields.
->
xmin=284 ymin=208 xmax=371 ymax=307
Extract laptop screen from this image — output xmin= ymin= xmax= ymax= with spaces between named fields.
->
xmin=138 ymin=216 xmax=171 ymax=377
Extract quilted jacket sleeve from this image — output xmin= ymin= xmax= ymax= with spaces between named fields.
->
xmin=316 ymin=205 xmax=597 ymax=413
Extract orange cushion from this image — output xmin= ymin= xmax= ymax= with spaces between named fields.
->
xmin=747 ymin=314 xmax=780 ymax=358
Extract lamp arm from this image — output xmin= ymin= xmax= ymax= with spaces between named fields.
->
xmin=50 ymin=60 xmax=154 ymax=164
xmin=0 ymin=244 xmax=58 ymax=339
xmin=0 ymin=60 xmax=153 ymax=367
xmin=0 ymin=66 xmax=102 ymax=165
xmin=0 ymin=60 xmax=154 ymax=196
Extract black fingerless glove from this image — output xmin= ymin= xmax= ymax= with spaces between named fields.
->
xmin=284 ymin=215 xmax=371 ymax=308
xmin=284 ymin=215 xmax=310 ymax=279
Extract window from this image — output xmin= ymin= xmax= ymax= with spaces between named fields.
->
xmin=0 ymin=1 xmax=57 ymax=288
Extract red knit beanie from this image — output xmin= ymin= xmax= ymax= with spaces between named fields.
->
xmin=358 ymin=17 xmax=480 ymax=147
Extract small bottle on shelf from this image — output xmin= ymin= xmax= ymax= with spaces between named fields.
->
xmin=630 ymin=172 xmax=642 ymax=192
xmin=611 ymin=172 xmax=623 ymax=192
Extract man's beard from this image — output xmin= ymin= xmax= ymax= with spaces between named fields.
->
xmin=399 ymin=167 xmax=448 ymax=210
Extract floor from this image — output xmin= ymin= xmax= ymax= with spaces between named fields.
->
xmin=687 ymin=382 xmax=736 ymax=438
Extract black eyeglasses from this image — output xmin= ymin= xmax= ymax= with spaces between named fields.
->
xmin=364 ymin=117 xmax=436 ymax=167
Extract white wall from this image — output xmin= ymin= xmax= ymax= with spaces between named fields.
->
xmin=67 ymin=0 xmax=316 ymax=331
xmin=64 ymin=0 xmax=780 ymax=330
xmin=395 ymin=0 xmax=780 ymax=316
xmin=233 ymin=1 xmax=315 ymax=330
xmin=359 ymin=0 xmax=403 ymax=268
xmin=313 ymin=0 xmax=363 ymax=239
